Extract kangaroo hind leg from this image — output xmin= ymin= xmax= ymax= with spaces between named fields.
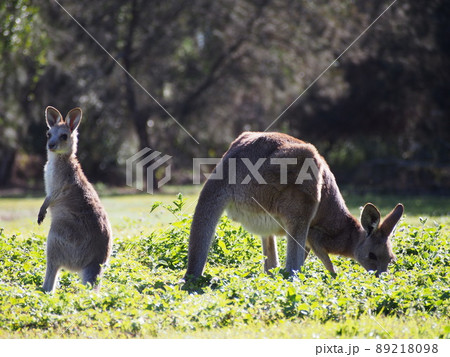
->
xmin=42 ymin=260 xmax=60 ymax=293
xmin=82 ymin=261 xmax=103 ymax=291
xmin=262 ymin=235 xmax=279 ymax=273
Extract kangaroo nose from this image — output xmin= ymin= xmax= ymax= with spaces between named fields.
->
xmin=48 ymin=142 xmax=56 ymax=150
xmin=375 ymin=267 xmax=387 ymax=278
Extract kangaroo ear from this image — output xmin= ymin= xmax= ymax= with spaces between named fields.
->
xmin=65 ymin=108 xmax=82 ymax=132
xmin=45 ymin=106 xmax=62 ymax=128
xmin=361 ymin=203 xmax=381 ymax=236
xmin=379 ymin=203 xmax=404 ymax=237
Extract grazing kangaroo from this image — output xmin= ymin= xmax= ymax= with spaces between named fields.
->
xmin=38 ymin=106 xmax=112 ymax=292
xmin=185 ymin=132 xmax=403 ymax=279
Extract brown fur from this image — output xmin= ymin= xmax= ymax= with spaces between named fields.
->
xmin=185 ymin=132 xmax=403 ymax=279
xmin=38 ymin=106 xmax=112 ymax=292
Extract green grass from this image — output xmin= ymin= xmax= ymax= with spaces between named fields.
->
xmin=0 ymin=188 xmax=448 ymax=338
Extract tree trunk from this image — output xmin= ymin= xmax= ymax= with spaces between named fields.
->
xmin=0 ymin=147 xmax=16 ymax=187
xmin=123 ymin=0 xmax=157 ymax=191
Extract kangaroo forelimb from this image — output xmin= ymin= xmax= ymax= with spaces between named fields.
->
xmin=38 ymin=196 xmax=52 ymax=225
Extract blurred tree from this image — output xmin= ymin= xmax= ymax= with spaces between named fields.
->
xmin=0 ymin=0 xmax=48 ymax=185
xmin=0 ymin=0 xmax=448 ymax=192
xmin=283 ymin=0 xmax=450 ymax=191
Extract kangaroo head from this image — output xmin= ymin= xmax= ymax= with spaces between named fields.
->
xmin=355 ymin=203 xmax=404 ymax=276
xmin=45 ymin=106 xmax=82 ymax=156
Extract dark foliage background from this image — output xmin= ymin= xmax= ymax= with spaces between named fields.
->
xmin=1 ymin=0 xmax=449 ymax=193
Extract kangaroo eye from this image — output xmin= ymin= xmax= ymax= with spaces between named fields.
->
xmin=46 ymin=131 xmax=51 ymax=139
xmin=369 ymin=252 xmax=377 ymax=261
xmin=60 ymin=134 xmax=68 ymax=141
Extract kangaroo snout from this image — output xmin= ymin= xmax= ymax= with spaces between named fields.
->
xmin=48 ymin=142 xmax=57 ymax=151
xmin=374 ymin=266 xmax=387 ymax=278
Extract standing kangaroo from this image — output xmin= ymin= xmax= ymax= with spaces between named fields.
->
xmin=38 ymin=106 xmax=112 ymax=292
xmin=185 ymin=132 xmax=403 ymax=279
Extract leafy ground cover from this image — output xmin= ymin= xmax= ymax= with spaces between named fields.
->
xmin=0 ymin=190 xmax=448 ymax=338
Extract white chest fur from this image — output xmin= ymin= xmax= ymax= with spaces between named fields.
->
xmin=226 ymin=202 xmax=285 ymax=236
xmin=44 ymin=159 xmax=55 ymax=196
